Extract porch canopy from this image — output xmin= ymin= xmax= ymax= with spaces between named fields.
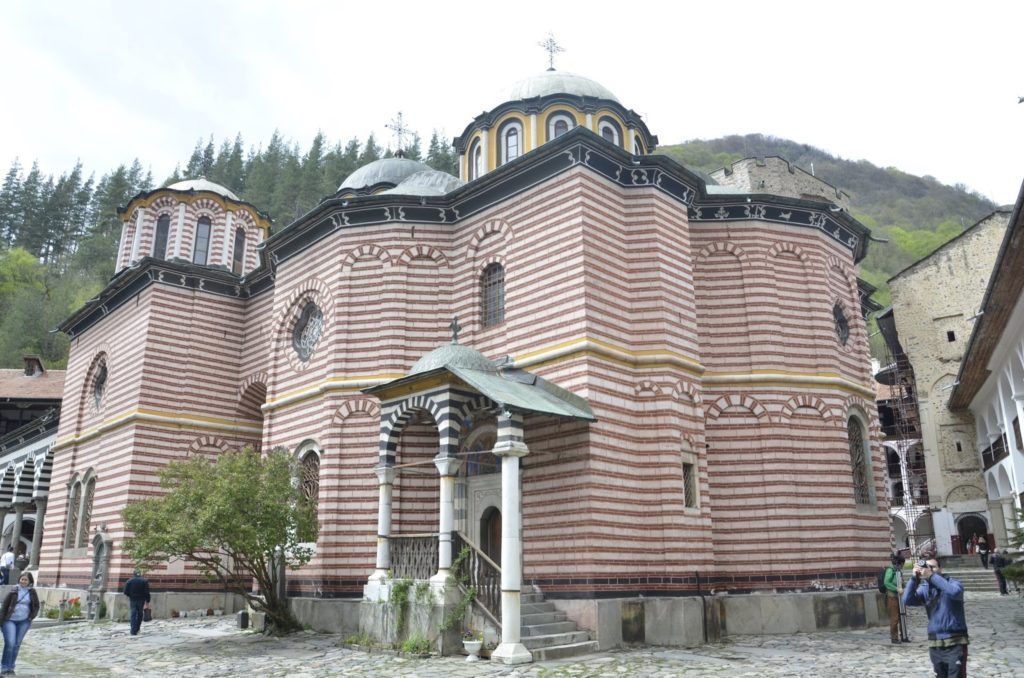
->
xmin=362 ymin=338 xmax=594 ymax=664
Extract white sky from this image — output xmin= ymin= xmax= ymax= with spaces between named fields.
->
xmin=1 ymin=1 xmax=1022 ymax=204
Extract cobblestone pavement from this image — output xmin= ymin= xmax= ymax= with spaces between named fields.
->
xmin=12 ymin=591 xmax=1024 ymax=676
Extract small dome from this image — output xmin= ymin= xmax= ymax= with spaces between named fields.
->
xmin=507 ymin=71 xmax=619 ymax=103
xmin=167 ymin=178 xmax=239 ymax=201
xmin=339 ymin=157 xmax=430 ymax=192
xmin=410 ymin=343 xmax=498 ymax=375
xmin=381 ymin=169 xmax=464 ymax=197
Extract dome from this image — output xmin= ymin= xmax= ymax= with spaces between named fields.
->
xmin=409 ymin=343 xmax=498 ymax=375
xmin=338 ymin=157 xmax=430 ymax=192
xmin=167 ymin=178 xmax=239 ymax=201
xmin=507 ymin=71 xmax=619 ymax=103
xmin=381 ymin=169 xmax=463 ymax=197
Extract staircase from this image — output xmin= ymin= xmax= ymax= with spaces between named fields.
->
xmin=519 ymin=587 xmax=599 ymax=660
xmin=932 ymin=555 xmax=1003 ymax=593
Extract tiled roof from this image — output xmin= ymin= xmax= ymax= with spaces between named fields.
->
xmin=0 ymin=369 xmax=66 ymax=400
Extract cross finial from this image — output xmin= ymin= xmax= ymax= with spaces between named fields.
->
xmin=538 ymin=33 xmax=564 ymax=71
xmin=386 ymin=112 xmax=411 ymax=157
xmin=449 ymin=315 xmax=462 ymax=344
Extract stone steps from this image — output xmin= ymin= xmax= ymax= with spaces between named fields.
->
xmin=515 ymin=587 xmax=597 ymax=661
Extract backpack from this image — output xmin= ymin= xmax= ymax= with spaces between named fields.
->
xmin=877 ymin=566 xmax=890 ymax=593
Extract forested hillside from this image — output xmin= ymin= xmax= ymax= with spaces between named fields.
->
xmin=0 ymin=130 xmax=998 ymax=368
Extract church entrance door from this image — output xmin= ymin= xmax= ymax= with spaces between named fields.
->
xmin=481 ymin=507 xmax=502 ymax=563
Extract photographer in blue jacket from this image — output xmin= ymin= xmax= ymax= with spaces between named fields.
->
xmin=902 ymin=557 xmax=969 ymax=678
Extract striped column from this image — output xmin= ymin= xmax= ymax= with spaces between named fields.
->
xmin=490 ymin=410 xmax=532 ymax=665
xmin=129 ymin=211 xmax=144 ymax=263
xmin=28 ymin=499 xmax=46 ymax=569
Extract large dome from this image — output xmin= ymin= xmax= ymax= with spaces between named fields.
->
xmin=339 ymin=157 xmax=430 ymax=193
xmin=410 ymin=343 xmax=498 ymax=375
xmin=381 ymin=169 xmax=463 ymax=197
xmin=507 ymin=71 xmax=619 ymax=103
xmin=167 ymin=178 xmax=239 ymax=201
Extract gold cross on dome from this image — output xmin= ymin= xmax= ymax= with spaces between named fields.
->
xmin=538 ymin=33 xmax=564 ymax=71
xmin=386 ymin=112 xmax=410 ymax=155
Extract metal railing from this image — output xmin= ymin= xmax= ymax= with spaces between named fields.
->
xmin=390 ymin=534 xmax=438 ymax=580
xmin=452 ymin=531 xmax=502 ymax=628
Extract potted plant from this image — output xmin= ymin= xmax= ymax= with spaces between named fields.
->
xmin=462 ymin=629 xmax=483 ymax=661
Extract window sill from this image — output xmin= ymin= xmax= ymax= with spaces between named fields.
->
xmin=63 ymin=548 xmax=88 ymax=558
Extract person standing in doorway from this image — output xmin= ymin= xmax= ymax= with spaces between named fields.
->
xmin=902 ymin=558 xmax=969 ymax=678
xmin=122 ymin=569 xmax=151 ymax=636
xmin=0 ymin=549 xmax=13 ymax=587
xmin=0 ymin=572 xmax=39 ymax=676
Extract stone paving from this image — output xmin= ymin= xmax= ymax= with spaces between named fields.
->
xmin=11 ymin=591 xmax=1024 ymax=676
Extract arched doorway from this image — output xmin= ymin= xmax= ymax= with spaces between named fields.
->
xmin=480 ymin=507 xmax=501 ymax=563
xmin=956 ymin=514 xmax=988 ymax=554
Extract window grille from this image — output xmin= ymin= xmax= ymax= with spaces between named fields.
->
xmin=682 ymin=462 xmax=697 ymax=508
xmin=64 ymin=483 xmax=81 ymax=549
xmin=77 ymin=477 xmax=96 ymax=548
xmin=834 ymin=304 xmax=850 ymax=345
xmin=93 ymin=364 xmax=107 ymax=410
xmin=481 ymin=263 xmax=505 ymax=328
xmin=300 ymin=453 xmax=320 ymax=506
xmin=847 ymin=418 xmax=871 ymax=504
xmin=292 ymin=302 xmax=324 ymax=362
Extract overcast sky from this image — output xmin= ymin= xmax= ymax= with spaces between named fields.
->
xmin=2 ymin=1 xmax=1022 ymax=204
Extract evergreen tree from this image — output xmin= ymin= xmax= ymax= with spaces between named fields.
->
xmin=403 ymin=132 xmax=423 ymax=161
xmin=297 ymin=132 xmax=327 ymax=214
xmin=358 ymin=134 xmax=381 ymax=165
xmin=0 ymin=159 xmax=22 ymax=247
xmin=425 ymin=130 xmax=457 ymax=175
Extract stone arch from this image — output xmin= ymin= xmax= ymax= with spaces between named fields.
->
xmin=192 ymin=197 xmax=224 ymax=217
xmin=767 ymin=241 xmax=809 ymax=261
xmin=332 ymin=397 xmax=382 ymax=424
xmin=670 ymin=379 xmax=702 ymax=406
xmin=187 ymin=435 xmax=232 ymax=458
xmin=696 ymin=240 xmax=748 ymax=263
xmin=397 ymin=245 xmax=449 ymax=268
xmin=986 ymin=473 xmax=1000 ymax=499
xmin=0 ymin=467 xmax=15 ymax=506
xmin=271 ymin=277 xmax=334 ymax=374
xmin=705 ymin=393 xmax=772 ymax=424
xmin=995 ymin=465 xmax=1012 ymax=496
xmin=780 ymin=395 xmax=839 ymax=426
xmin=12 ymin=458 xmax=34 ymax=504
xmin=380 ymin=394 xmax=445 ymax=459
xmin=33 ymin=448 xmax=54 ymax=501
xmin=634 ymin=380 xmax=663 ymax=397
xmin=947 ymin=484 xmax=986 ymax=504
xmin=467 ymin=219 xmax=513 ymax=262
xmin=341 ymin=243 xmax=392 ymax=270
xmin=237 ymin=371 xmax=269 ymax=419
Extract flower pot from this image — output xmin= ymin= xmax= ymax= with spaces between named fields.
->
xmin=463 ymin=639 xmax=482 ymax=661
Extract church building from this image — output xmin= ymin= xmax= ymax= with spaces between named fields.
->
xmin=38 ymin=66 xmax=889 ymax=657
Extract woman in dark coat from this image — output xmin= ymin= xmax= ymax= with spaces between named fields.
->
xmin=1 ymin=572 xmax=40 ymax=676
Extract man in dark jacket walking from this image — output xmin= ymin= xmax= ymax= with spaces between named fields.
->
xmin=122 ymin=570 xmax=151 ymax=636
xmin=991 ymin=550 xmax=1009 ymax=595
xmin=902 ymin=558 xmax=968 ymax=678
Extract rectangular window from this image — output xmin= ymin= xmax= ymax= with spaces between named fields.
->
xmin=682 ymin=462 xmax=697 ymax=508
xmin=193 ymin=219 xmax=211 ymax=265
xmin=946 ymin=330 xmax=956 ymax=342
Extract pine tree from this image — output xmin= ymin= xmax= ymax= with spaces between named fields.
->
xmin=0 ymin=159 xmax=23 ymax=247
xmin=184 ymin=139 xmax=206 ymax=178
xmin=425 ymin=130 xmax=457 ymax=176
xmin=359 ymin=134 xmax=381 ymax=165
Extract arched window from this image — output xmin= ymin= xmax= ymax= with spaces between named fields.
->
xmin=92 ymin=362 xmax=107 ymax=410
xmin=847 ymin=416 xmax=872 ymax=505
xmin=834 ymin=303 xmax=850 ymax=345
xmin=292 ymin=301 xmax=324 ymax=362
xmin=500 ymin=121 xmax=523 ymax=165
xmin=153 ymin=215 xmax=170 ymax=260
xmin=193 ymin=216 xmax=212 ymax=265
xmin=78 ymin=476 xmax=96 ymax=548
xmin=64 ymin=482 xmax=81 ymax=549
xmin=598 ymin=117 xmax=622 ymax=145
xmin=548 ymin=113 xmax=575 ymax=141
xmin=633 ymin=136 xmax=644 ymax=155
xmin=481 ymin=263 xmax=505 ymax=328
xmin=232 ymin=227 xmax=247 ymax=275
xmin=468 ymin=140 xmax=483 ymax=181
xmin=296 ymin=445 xmax=321 ymax=543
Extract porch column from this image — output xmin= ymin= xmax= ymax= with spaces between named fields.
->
xmin=0 ymin=507 xmax=11 ymax=551
xmin=10 ymin=504 xmax=25 ymax=557
xmin=431 ymin=456 xmax=462 ymax=584
xmin=29 ymin=499 xmax=46 ymax=569
xmin=369 ymin=465 xmax=395 ymax=581
xmin=490 ymin=410 xmax=532 ymax=665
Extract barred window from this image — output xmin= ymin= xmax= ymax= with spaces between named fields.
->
xmin=848 ymin=417 xmax=871 ymax=505
xmin=298 ymin=450 xmax=320 ymax=543
xmin=481 ymin=263 xmax=505 ymax=328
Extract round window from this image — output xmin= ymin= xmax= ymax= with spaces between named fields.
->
xmin=292 ymin=302 xmax=324 ymax=362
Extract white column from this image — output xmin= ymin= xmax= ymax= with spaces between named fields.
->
xmin=128 ymin=210 xmax=144 ymax=263
xmin=116 ymin=222 xmax=129 ymax=272
xmin=173 ymin=203 xmax=186 ymax=259
xmin=458 ymin=153 xmax=465 ymax=182
xmin=10 ymin=504 xmax=24 ymax=558
xmin=529 ymin=114 xmax=538 ymax=151
xmin=628 ymin=127 xmax=636 ymax=154
xmin=28 ymin=499 xmax=46 ymax=569
xmin=490 ymin=411 xmax=532 ymax=665
xmin=221 ymin=212 xmax=234 ymax=267
xmin=480 ymin=129 xmax=490 ymax=176
xmin=431 ymin=456 xmax=462 ymax=585
xmin=585 ymin=112 xmax=593 ymax=130
xmin=369 ymin=465 xmax=395 ymax=582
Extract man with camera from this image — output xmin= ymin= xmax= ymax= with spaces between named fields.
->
xmin=902 ymin=558 xmax=968 ymax=678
